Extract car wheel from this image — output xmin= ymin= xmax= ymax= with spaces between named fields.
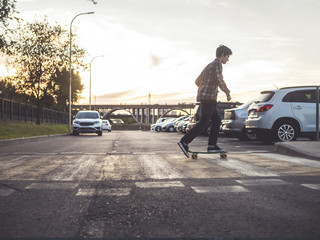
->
xmin=98 ymin=131 xmax=103 ymax=136
xmin=237 ymin=128 xmax=257 ymax=141
xmin=273 ymin=120 xmax=298 ymax=142
xmin=155 ymin=126 xmax=161 ymax=132
xmin=168 ymin=126 xmax=175 ymax=132
xmin=73 ymin=131 xmax=79 ymax=136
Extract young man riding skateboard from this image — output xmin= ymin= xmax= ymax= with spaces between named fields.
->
xmin=178 ymin=45 xmax=232 ymax=158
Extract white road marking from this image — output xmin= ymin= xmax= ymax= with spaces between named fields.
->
xmin=25 ymin=182 xmax=78 ymax=189
xmin=76 ymin=188 xmax=131 ymax=196
xmin=47 ymin=155 xmax=97 ymax=181
xmin=236 ymin=179 xmax=290 ymax=186
xmin=209 ymin=159 xmax=280 ymax=177
xmin=135 ymin=181 xmax=185 ymax=188
xmin=192 ymin=185 xmax=250 ymax=193
xmin=254 ymin=153 xmax=320 ymax=168
xmin=0 ymin=189 xmax=15 ymax=196
xmin=301 ymin=184 xmax=320 ymax=190
xmin=139 ymin=155 xmax=185 ymax=179
xmin=76 ymin=189 xmax=95 ymax=196
xmin=0 ymin=155 xmax=29 ymax=170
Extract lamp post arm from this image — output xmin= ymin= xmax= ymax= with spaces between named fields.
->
xmin=69 ymin=11 xmax=94 ymax=132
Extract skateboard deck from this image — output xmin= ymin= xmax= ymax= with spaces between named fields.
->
xmin=188 ymin=150 xmax=228 ymax=159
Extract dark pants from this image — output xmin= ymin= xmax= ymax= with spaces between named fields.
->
xmin=181 ymin=101 xmax=221 ymax=146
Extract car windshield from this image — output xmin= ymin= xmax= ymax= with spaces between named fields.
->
xmin=254 ymin=91 xmax=275 ymax=103
xmin=76 ymin=112 xmax=99 ymax=119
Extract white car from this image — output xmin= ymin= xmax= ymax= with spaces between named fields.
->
xmin=101 ymin=120 xmax=112 ymax=132
xmin=151 ymin=118 xmax=173 ymax=132
xmin=222 ymin=100 xmax=256 ymax=141
xmin=162 ymin=116 xmax=189 ymax=132
xmin=72 ymin=110 xmax=103 ymax=136
xmin=246 ymin=86 xmax=320 ymax=143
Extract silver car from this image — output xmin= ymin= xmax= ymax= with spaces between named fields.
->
xmin=221 ymin=100 xmax=256 ymax=141
xmin=246 ymin=86 xmax=320 ymax=143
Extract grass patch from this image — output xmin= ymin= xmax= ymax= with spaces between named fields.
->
xmin=0 ymin=121 xmax=69 ymax=140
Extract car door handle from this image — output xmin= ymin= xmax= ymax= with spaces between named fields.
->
xmin=293 ymin=106 xmax=302 ymax=110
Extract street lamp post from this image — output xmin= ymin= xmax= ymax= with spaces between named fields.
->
xmin=69 ymin=11 xmax=94 ymax=132
xmin=89 ymin=55 xmax=105 ymax=110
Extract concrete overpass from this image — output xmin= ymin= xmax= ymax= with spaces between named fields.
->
xmin=73 ymin=102 xmax=241 ymax=124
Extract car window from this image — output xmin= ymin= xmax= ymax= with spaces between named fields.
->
xmin=77 ymin=112 xmax=99 ymax=119
xmin=254 ymin=91 xmax=275 ymax=103
xmin=238 ymin=99 xmax=256 ymax=109
xmin=283 ymin=90 xmax=317 ymax=103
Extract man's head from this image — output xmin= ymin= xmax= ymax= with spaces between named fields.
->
xmin=216 ymin=45 xmax=232 ymax=64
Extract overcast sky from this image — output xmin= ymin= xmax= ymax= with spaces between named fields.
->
xmin=1 ymin=0 xmax=320 ymax=104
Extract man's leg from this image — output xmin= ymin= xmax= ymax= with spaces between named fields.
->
xmin=208 ymin=103 xmax=221 ymax=148
xmin=181 ymin=102 xmax=213 ymax=144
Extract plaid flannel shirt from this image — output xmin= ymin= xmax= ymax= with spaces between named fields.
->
xmin=195 ymin=59 xmax=230 ymax=102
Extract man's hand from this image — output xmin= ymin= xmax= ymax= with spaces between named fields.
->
xmin=226 ymin=93 xmax=232 ymax=102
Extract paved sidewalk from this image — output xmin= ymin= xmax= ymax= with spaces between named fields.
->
xmin=274 ymin=141 xmax=320 ymax=160
xmin=0 ymin=134 xmax=69 ymax=147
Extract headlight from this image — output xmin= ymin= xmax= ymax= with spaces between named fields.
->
xmin=73 ymin=120 xmax=80 ymax=124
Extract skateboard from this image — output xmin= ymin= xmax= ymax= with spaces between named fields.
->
xmin=188 ymin=149 xmax=228 ymax=159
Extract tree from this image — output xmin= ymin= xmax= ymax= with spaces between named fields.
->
xmin=7 ymin=16 xmax=86 ymax=124
xmin=52 ymin=68 xmax=84 ymax=111
xmin=0 ymin=0 xmax=19 ymax=50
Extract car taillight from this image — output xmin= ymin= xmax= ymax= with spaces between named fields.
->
xmin=256 ymin=104 xmax=273 ymax=112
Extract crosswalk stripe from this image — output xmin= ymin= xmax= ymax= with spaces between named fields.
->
xmin=76 ymin=188 xmax=131 ymax=196
xmin=254 ymin=153 xmax=320 ymax=168
xmin=0 ymin=189 xmax=15 ymax=196
xmin=191 ymin=186 xmax=250 ymax=193
xmin=139 ymin=155 xmax=185 ymax=179
xmin=209 ymin=158 xmax=280 ymax=177
xmin=236 ymin=179 xmax=290 ymax=186
xmin=301 ymin=184 xmax=320 ymax=190
xmin=135 ymin=181 xmax=185 ymax=188
xmin=25 ymin=182 xmax=78 ymax=189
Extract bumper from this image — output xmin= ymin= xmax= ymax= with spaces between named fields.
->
xmin=73 ymin=126 xmax=102 ymax=133
xmin=221 ymin=120 xmax=244 ymax=134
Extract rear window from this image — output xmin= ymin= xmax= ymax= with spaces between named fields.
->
xmin=254 ymin=91 xmax=275 ymax=103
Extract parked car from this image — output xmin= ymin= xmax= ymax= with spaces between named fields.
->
xmin=110 ymin=118 xmax=124 ymax=124
xmin=246 ymin=86 xmax=320 ymax=143
xmin=101 ymin=120 xmax=112 ymax=132
xmin=72 ymin=110 xmax=102 ymax=136
xmin=151 ymin=117 xmax=172 ymax=132
xmin=162 ymin=115 xmax=189 ymax=132
xmin=175 ymin=116 xmax=191 ymax=133
xmin=186 ymin=104 xmax=212 ymax=135
xmin=221 ymin=100 xmax=257 ymax=140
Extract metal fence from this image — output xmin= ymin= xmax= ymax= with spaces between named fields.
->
xmin=0 ymin=98 xmax=68 ymax=124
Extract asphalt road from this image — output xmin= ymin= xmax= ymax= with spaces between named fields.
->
xmin=0 ymin=131 xmax=320 ymax=239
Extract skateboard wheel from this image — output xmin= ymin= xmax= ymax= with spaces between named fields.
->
xmin=192 ymin=153 xmax=198 ymax=159
xmin=220 ymin=153 xmax=227 ymax=159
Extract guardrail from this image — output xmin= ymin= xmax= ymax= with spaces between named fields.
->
xmin=0 ymin=98 xmax=67 ymax=124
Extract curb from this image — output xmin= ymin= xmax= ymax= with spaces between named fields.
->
xmin=0 ymin=133 xmax=70 ymax=147
xmin=274 ymin=142 xmax=320 ymax=161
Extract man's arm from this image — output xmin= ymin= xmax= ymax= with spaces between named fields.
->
xmin=215 ymin=64 xmax=231 ymax=101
